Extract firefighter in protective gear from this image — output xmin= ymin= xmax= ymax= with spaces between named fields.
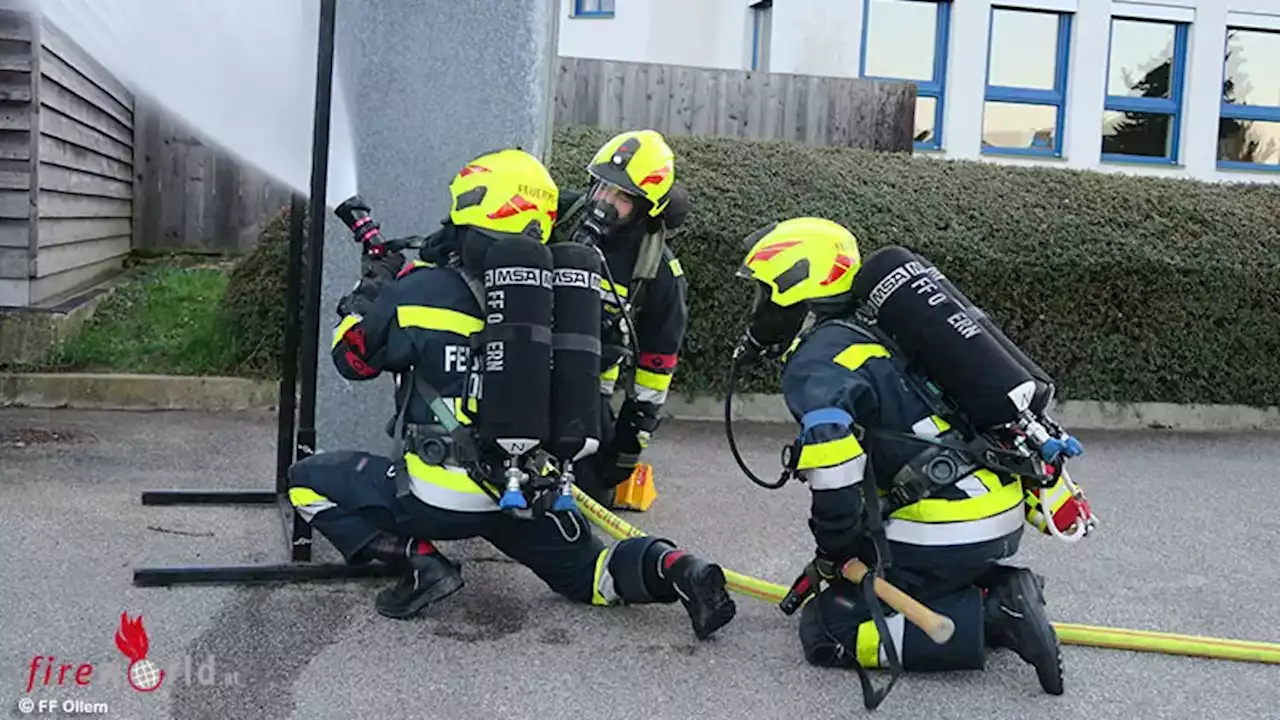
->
xmin=734 ymin=217 xmax=1066 ymax=699
xmin=551 ymin=129 xmax=692 ymax=509
xmin=287 ymin=148 xmax=736 ymax=641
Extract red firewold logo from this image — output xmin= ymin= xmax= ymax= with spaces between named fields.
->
xmin=115 ymin=613 xmax=165 ymax=692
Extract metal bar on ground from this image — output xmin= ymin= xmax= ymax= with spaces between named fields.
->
xmin=132 ymin=563 xmax=399 ymax=588
xmin=141 ymin=490 xmax=277 ymax=505
xmin=569 ymin=485 xmax=1280 ymax=665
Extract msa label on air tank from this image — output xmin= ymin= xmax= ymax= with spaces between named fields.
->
xmin=553 ymin=268 xmax=603 ymax=291
xmin=867 ymin=260 xmax=928 ymax=310
xmin=485 ymin=267 xmax=554 ymax=288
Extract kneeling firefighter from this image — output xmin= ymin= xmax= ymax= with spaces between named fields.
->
xmin=726 ymin=217 xmax=1097 ymax=708
xmin=550 ymin=129 xmax=693 ymax=510
xmin=286 ymin=147 xmax=736 ymax=641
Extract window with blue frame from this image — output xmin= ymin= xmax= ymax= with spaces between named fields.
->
xmin=982 ymin=6 xmax=1072 ymax=156
xmin=1219 ymin=27 xmax=1280 ymax=170
xmin=574 ymin=0 xmax=615 ymax=18
xmin=750 ymin=0 xmax=772 ymax=72
xmin=1102 ymin=17 xmax=1188 ymax=164
xmin=859 ymin=0 xmax=951 ymax=151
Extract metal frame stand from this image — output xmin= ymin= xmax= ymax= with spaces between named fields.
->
xmin=132 ymin=0 xmax=395 ymax=587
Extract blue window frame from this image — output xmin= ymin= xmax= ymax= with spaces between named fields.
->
xmin=1102 ymin=17 xmax=1189 ymax=165
xmin=1219 ymin=26 xmax=1280 ymax=171
xmin=750 ymin=1 xmax=772 ymax=72
xmin=574 ymin=0 xmax=614 ymax=18
xmin=982 ymin=6 xmax=1073 ymax=157
xmin=859 ymin=0 xmax=951 ymax=151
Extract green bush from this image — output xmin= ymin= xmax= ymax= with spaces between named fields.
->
xmin=221 ymin=204 xmax=310 ymax=379
xmin=548 ymin=125 xmax=1280 ymax=407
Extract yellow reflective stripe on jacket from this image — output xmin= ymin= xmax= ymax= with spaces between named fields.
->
xmin=600 ymin=278 xmax=628 ymax=298
xmin=634 ymin=368 xmax=673 ymax=391
xmin=833 ymin=343 xmax=891 ymax=371
xmin=600 ymin=363 xmax=621 ymax=394
xmin=888 ymin=469 xmax=1022 ymax=524
xmin=396 ymin=306 xmax=484 ymax=336
xmin=403 ymin=452 xmax=499 ymax=512
xmin=332 ymin=315 xmax=360 ymax=349
xmin=797 ymin=433 xmax=865 ymax=470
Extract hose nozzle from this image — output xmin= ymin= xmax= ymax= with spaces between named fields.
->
xmin=335 ymin=194 xmax=386 ymax=255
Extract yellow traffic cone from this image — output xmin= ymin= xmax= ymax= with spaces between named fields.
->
xmin=612 ymin=462 xmax=658 ymax=512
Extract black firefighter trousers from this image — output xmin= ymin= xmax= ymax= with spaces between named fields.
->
xmin=798 ymin=535 xmax=1023 ymax=673
xmin=287 ymin=449 xmax=678 ymax=608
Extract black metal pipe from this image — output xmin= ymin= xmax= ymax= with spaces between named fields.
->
xmin=132 ymin=563 xmax=399 ymax=588
xmin=141 ymin=490 xmax=277 ymax=506
xmin=275 ymin=192 xmax=307 ymax=492
xmin=296 ymin=0 xmax=338 ymax=464
xmin=292 ymin=0 xmax=339 ymax=563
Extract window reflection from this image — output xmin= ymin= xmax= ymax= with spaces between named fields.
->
xmin=1218 ymin=119 xmax=1280 ymax=166
xmin=1222 ymin=28 xmax=1280 ymax=107
xmin=988 ymin=8 xmax=1059 ymax=89
xmin=914 ymin=96 xmax=936 ymax=144
xmin=1108 ymin=19 xmax=1176 ymax=98
xmin=863 ymin=0 xmax=938 ymax=82
xmin=982 ymin=101 xmax=1056 ymax=148
xmin=1102 ymin=110 xmax=1172 ymax=157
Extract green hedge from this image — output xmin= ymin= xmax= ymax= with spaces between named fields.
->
xmin=221 ymin=204 xmax=310 ymax=379
xmin=225 ymin=126 xmax=1280 ymax=407
xmin=548 ymin=125 xmax=1280 ymax=407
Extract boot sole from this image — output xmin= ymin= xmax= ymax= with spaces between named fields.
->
xmin=1006 ymin=570 xmax=1064 ymax=695
xmin=685 ymin=564 xmax=737 ymax=640
xmin=376 ymin=571 xmax=465 ymax=620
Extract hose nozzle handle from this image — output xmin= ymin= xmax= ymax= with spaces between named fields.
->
xmin=335 ymin=194 xmax=386 ymax=255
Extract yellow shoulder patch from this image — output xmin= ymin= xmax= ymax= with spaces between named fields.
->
xmin=668 ymin=257 xmax=683 ymax=277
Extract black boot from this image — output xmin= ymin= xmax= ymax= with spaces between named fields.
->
xmin=980 ymin=565 xmax=1063 ymax=695
xmin=373 ymin=540 xmax=464 ymax=620
xmin=660 ymin=550 xmax=737 ymax=640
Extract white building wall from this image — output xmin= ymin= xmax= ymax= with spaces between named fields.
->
xmin=557 ymin=0 xmax=1280 ymax=185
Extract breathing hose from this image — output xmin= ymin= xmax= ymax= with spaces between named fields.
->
xmin=568 ymin=484 xmax=1280 ymax=666
xmin=724 ymin=353 xmax=789 ymax=490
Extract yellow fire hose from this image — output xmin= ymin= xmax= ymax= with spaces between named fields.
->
xmin=570 ymin=486 xmax=1280 ymax=665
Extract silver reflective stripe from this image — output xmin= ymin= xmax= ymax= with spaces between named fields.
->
xmin=407 ymin=466 xmax=500 ymax=513
xmin=294 ymin=499 xmax=336 ymax=522
xmin=804 ymin=455 xmax=867 ymax=491
xmin=884 ymin=504 xmax=1024 ymax=546
xmin=635 ymin=385 xmax=667 ymax=404
xmin=910 ymin=416 xmax=945 ymax=437
xmin=877 ymin=614 xmax=907 ymax=666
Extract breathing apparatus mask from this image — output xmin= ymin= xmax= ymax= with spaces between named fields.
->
xmin=571 ymin=180 xmax=650 ymax=248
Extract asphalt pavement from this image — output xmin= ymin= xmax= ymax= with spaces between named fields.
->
xmin=1 ymin=407 xmax=1277 ymax=720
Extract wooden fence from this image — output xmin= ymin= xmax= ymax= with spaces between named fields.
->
xmin=132 ymin=101 xmax=292 ymax=255
xmin=0 ymin=11 xmax=136 ymax=307
xmin=129 ymin=56 xmax=916 ymax=257
xmin=553 ymin=56 xmax=917 ymax=151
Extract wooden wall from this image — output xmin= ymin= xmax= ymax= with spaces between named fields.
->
xmin=554 ymin=56 xmax=918 ymax=151
xmin=0 ymin=8 xmax=35 ymax=307
xmin=31 ymin=18 xmax=134 ymax=305
xmin=132 ymin=101 xmax=293 ymax=256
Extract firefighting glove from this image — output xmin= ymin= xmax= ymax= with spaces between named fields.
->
xmin=336 ymin=250 xmax=405 ymax=318
xmin=603 ymin=397 xmax=660 ymax=486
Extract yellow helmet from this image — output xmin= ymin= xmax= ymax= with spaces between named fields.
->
xmin=448 ymin=148 xmax=559 ymax=243
xmin=586 ymin=129 xmax=675 ymax=217
xmin=736 ymin=217 xmax=863 ymax=307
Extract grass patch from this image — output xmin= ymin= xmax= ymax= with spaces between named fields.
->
xmin=41 ymin=263 xmax=246 ymax=376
